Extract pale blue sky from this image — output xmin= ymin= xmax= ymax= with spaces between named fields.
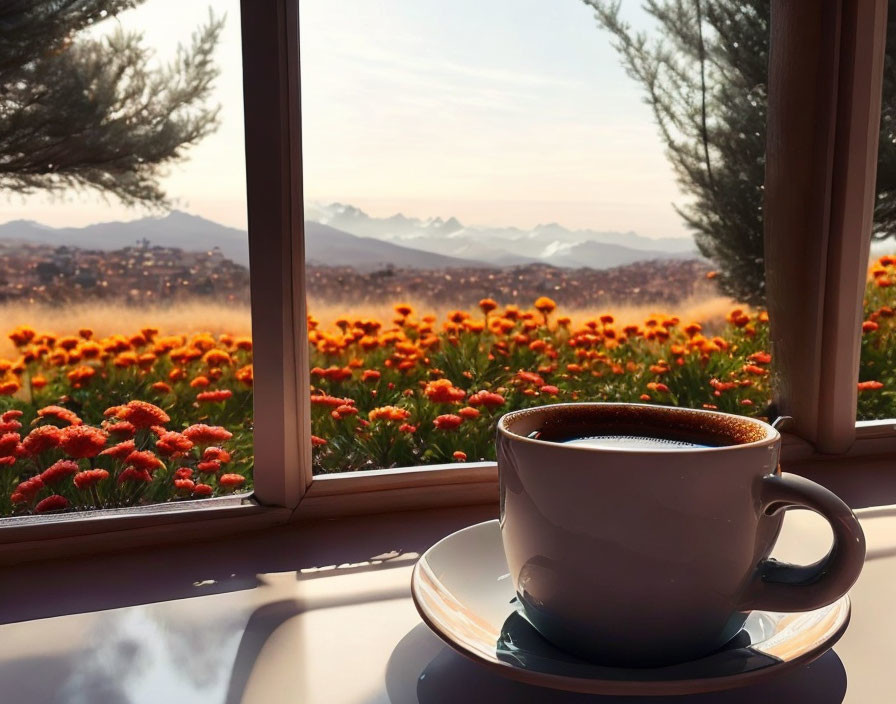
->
xmin=0 ymin=0 xmax=690 ymax=239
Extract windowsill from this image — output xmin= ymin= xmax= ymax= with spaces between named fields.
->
xmin=1 ymin=467 xmax=894 ymax=703
xmin=0 ymin=494 xmax=291 ymax=565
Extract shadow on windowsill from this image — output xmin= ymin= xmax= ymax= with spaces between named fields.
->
xmin=0 ymin=504 xmax=497 ymax=626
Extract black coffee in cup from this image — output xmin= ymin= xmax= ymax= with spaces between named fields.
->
xmin=526 ymin=404 xmax=740 ymax=450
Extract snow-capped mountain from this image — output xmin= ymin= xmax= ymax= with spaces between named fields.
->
xmin=304 ymin=202 xmax=698 ymax=268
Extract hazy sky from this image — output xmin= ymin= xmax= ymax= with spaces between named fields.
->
xmin=0 ymin=0 xmax=690 ymax=239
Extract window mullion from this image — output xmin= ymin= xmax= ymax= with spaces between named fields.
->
xmin=241 ymin=0 xmax=309 ymax=508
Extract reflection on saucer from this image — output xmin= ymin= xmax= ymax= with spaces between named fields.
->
xmin=495 ymin=608 xmax=777 ymax=682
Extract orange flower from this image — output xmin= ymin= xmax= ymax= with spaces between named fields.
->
xmin=862 ymin=320 xmax=879 ymax=333
xmin=60 ymin=426 xmax=108 ymax=458
xmin=0 ymin=423 xmax=15 ymax=446
xmin=468 ymin=390 xmax=505 ymax=408
xmin=152 ymin=381 xmax=172 ymax=394
xmin=398 ymin=423 xmax=417 ymax=433
xmin=424 ymin=379 xmax=466 ymax=403
xmin=310 ymin=394 xmax=352 ymax=407
xmin=12 ymin=476 xmax=44 ymax=503
xmin=203 ymin=349 xmax=232 ymax=367
xmin=21 ymin=425 xmax=63 ymax=455
xmin=113 ymin=351 xmax=138 ymax=368
xmin=74 ymin=469 xmax=109 ymax=490
xmin=78 ymin=328 xmax=93 ymax=340
xmin=452 ymin=451 xmax=467 ymax=462
xmin=541 ymin=385 xmax=559 ymax=395
xmin=125 ymin=450 xmax=163 ymax=472
xmin=706 ymin=271 xmax=718 ymax=279
xmin=116 ymin=401 xmax=170 ymax=428
xmin=190 ymin=376 xmax=210 ymax=388
xmin=740 ymin=399 xmax=754 ymax=406
xmin=858 ymin=380 xmax=884 ymax=391
xmin=183 ymin=424 xmax=233 ymax=445
xmin=37 ymin=405 xmax=82 ymax=426
xmin=0 ymin=432 xmax=19 ymax=457
xmin=743 ymin=364 xmax=768 ymax=376
xmin=646 ymin=382 xmax=670 ymax=393
xmin=368 ymin=406 xmax=411 ymax=422
xmin=0 ymin=380 xmax=21 ymax=396
xmin=197 ymin=389 xmax=233 ymax=403
xmin=78 ymin=341 xmax=103 ymax=359
xmin=639 ymin=394 xmax=651 ymax=401
xmin=457 ymin=406 xmax=480 ymax=420
xmin=433 ymin=414 xmax=463 ymax=430
xmin=479 ymin=298 xmax=498 ymax=315
xmin=394 ymin=303 xmax=414 ymax=318
xmin=193 ymin=483 xmax=213 ymax=496
xmin=235 ymin=337 xmax=253 ymax=351
xmin=219 ymin=473 xmax=246 ymax=488
xmin=156 ymin=431 xmax=194 ymax=458
xmin=684 ymin=322 xmax=702 ymax=337
xmin=198 ymin=460 xmax=222 ymax=474
xmin=8 ymin=326 xmax=36 ymax=346
xmin=174 ymin=478 xmax=195 ymax=491
xmin=67 ymin=365 xmax=97 ymax=387
xmin=311 ymin=435 xmax=327 ymax=446
xmin=101 ymin=440 xmax=137 ymax=460
xmin=710 ymin=378 xmax=738 ymax=392
xmin=174 ymin=467 xmax=194 ymax=480
xmin=235 ymin=364 xmax=253 ymax=386
xmin=40 ymin=459 xmax=80 ymax=485
xmin=534 ymin=297 xmax=556 ymax=314
xmin=203 ymin=446 xmax=232 ymax=463
xmin=35 ymin=495 xmax=69 ymax=513
xmin=361 ymin=369 xmax=381 ymax=383
xmin=515 ymin=371 xmax=545 ymax=387
xmin=566 ymin=363 xmax=584 ymax=373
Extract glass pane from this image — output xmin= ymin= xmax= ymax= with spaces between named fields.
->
xmin=858 ymin=11 xmax=896 ymax=421
xmin=300 ymin=1 xmax=770 ymax=472
xmin=0 ymin=1 xmax=252 ymax=516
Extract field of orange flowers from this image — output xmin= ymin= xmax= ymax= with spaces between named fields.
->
xmin=0 ymin=329 xmax=252 ymax=517
xmin=0 ymin=254 xmax=894 ymax=515
xmin=307 ymin=254 xmax=896 ymax=472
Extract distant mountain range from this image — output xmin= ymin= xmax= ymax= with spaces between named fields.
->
xmin=0 ymin=211 xmax=251 ymax=266
xmin=304 ymin=202 xmax=698 ymax=268
xmin=0 ymin=204 xmax=700 ymax=271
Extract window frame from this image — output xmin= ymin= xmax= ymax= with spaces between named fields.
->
xmin=0 ymin=0 xmax=890 ymax=564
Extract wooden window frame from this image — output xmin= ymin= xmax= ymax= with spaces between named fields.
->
xmin=0 ymin=0 xmax=890 ymax=563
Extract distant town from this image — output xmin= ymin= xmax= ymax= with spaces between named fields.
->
xmin=0 ymin=240 xmax=250 ymax=305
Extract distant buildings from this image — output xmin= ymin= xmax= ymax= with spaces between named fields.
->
xmin=0 ymin=240 xmax=712 ymax=309
xmin=0 ymin=241 xmax=250 ymax=305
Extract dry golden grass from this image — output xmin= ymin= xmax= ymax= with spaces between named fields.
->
xmin=0 ymin=300 xmax=251 ymax=360
xmin=307 ymin=294 xmax=742 ymax=334
xmin=0 ymin=293 xmax=742 ymax=360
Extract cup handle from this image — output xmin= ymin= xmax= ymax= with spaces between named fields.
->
xmin=737 ymin=472 xmax=866 ymax=612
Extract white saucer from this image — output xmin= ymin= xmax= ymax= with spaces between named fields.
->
xmin=411 ymin=520 xmax=851 ymax=696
